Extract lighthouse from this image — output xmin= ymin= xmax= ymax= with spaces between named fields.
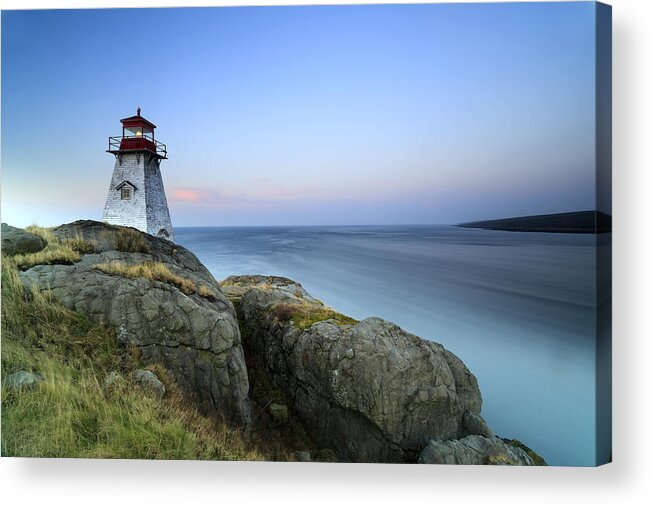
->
xmin=102 ymin=108 xmax=174 ymax=242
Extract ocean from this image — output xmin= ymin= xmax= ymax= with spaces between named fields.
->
xmin=176 ymin=225 xmax=600 ymax=466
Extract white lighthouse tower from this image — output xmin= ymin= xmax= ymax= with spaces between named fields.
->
xmin=102 ymin=108 xmax=174 ymax=242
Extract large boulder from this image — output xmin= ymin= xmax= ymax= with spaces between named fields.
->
xmin=225 ymin=275 xmax=492 ymax=463
xmin=1 ymin=223 xmax=46 ymax=255
xmin=18 ymin=220 xmax=251 ymax=426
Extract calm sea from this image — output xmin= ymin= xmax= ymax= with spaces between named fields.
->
xmin=176 ymin=225 xmax=599 ymax=466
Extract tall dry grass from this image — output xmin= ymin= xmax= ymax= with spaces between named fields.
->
xmin=94 ymin=261 xmax=196 ymax=295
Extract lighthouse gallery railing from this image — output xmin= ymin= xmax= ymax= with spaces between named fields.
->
xmin=108 ymin=135 xmax=167 ymax=158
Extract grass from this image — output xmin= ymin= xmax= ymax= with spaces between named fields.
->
xmin=272 ymin=302 xmax=358 ymax=331
xmin=28 ymin=223 xmax=150 ymax=255
xmin=104 ymin=226 xmax=151 ymax=254
xmin=10 ymin=245 xmax=81 ymax=270
xmin=508 ymin=439 xmax=547 ymax=466
xmin=1 ymin=261 xmax=264 ymax=460
xmin=6 ymin=226 xmax=96 ymax=270
xmin=9 ymin=227 xmax=80 ymax=270
xmin=198 ymin=285 xmax=218 ymax=301
xmin=63 ymin=237 xmax=97 ymax=254
xmin=2 ymin=224 xmax=152 ymax=273
xmin=94 ymin=261 xmax=197 ymax=296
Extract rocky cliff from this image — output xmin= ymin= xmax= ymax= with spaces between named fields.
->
xmin=222 ymin=275 xmax=542 ymax=465
xmin=3 ymin=221 xmax=544 ymax=465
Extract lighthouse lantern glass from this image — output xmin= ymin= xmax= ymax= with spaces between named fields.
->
xmin=124 ymin=126 xmax=143 ymax=138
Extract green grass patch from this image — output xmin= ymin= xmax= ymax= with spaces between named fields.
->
xmin=271 ymin=302 xmax=358 ymax=330
xmin=94 ymin=261 xmax=196 ymax=295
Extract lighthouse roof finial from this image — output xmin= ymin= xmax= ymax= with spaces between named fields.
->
xmin=137 ymin=107 xmax=141 ymax=116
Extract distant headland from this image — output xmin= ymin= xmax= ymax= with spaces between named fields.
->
xmin=458 ymin=211 xmax=612 ymax=234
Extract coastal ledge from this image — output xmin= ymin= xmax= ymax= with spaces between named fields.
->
xmin=458 ymin=210 xmax=612 ymax=234
xmin=222 ymin=274 xmax=546 ymax=465
xmin=2 ymin=221 xmax=545 ymax=465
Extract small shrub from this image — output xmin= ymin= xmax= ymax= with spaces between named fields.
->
xmin=94 ymin=261 xmax=196 ymax=295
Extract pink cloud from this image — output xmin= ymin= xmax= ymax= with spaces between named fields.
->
xmin=169 ymin=188 xmax=211 ymax=203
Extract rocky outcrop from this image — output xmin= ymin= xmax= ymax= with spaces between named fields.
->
xmin=419 ymin=435 xmax=537 ymax=465
xmin=17 ymin=221 xmax=251 ymax=426
xmin=7 ymin=221 xmax=544 ymax=464
xmin=223 ymin=275 xmax=540 ymax=464
xmin=1 ymin=223 xmax=46 ymax=255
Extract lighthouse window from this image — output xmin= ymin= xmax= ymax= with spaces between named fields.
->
xmin=121 ymin=187 xmax=132 ymax=200
xmin=124 ymin=126 xmax=143 ymax=138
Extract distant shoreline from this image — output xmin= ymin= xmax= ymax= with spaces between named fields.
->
xmin=458 ymin=211 xmax=612 ymax=234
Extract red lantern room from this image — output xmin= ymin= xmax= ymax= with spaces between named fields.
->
xmin=108 ymin=107 xmax=167 ymax=159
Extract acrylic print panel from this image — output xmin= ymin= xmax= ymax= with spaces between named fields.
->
xmin=0 ymin=1 xmax=611 ymax=466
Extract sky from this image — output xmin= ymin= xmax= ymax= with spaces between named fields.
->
xmin=1 ymin=2 xmax=599 ymax=227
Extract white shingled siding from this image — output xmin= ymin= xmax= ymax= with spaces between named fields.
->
xmin=144 ymin=155 xmax=175 ymax=242
xmin=101 ymin=152 xmax=175 ymax=242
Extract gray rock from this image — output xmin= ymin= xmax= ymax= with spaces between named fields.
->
xmin=419 ymin=435 xmax=542 ymax=466
xmin=231 ymin=275 xmax=487 ymax=463
xmin=133 ymin=369 xmax=166 ymax=397
xmin=462 ymin=411 xmax=494 ymax=438
xmin=293 ymin=450 xmax=312 ymax=462
xmin=269 ymin=403 xmax=289 ymax=423
xmin=4 ymin=370 xmax=42 ymax=389
xmin=222 ymin=275 xmax=319 ymax=303
xmin=1 ymin=223 xmax=46 ymax=255
xmin=103 ymin=371 xmax=123 ymax=389
xmin=18 ymin=220 xmax=251 ymax=427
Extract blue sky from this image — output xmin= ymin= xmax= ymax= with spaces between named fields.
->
xmin=1 ymin=2 xmax=598 ymax=227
